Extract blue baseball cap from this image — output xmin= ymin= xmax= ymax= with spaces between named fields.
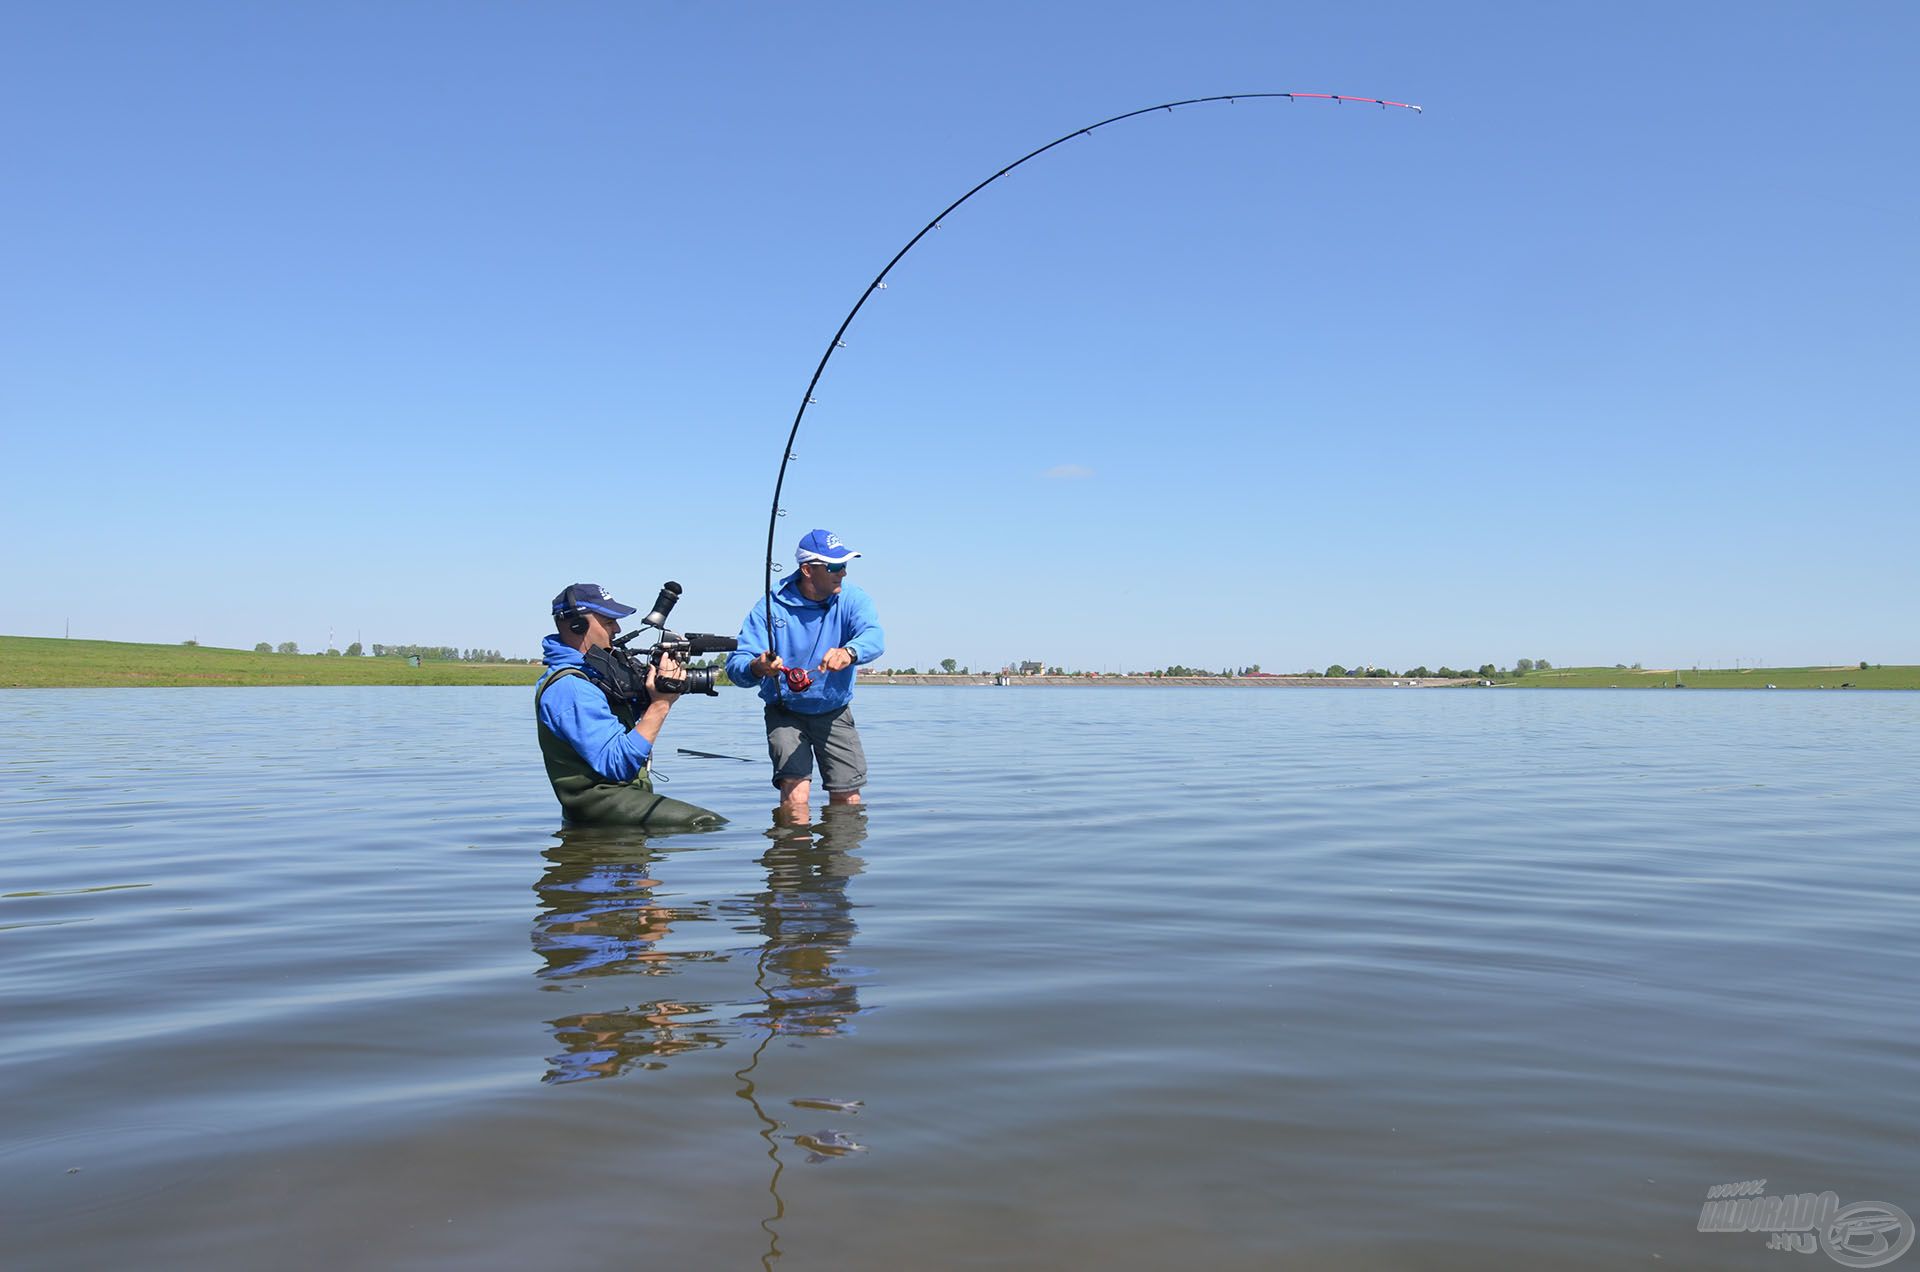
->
xmin=796 ymin=529 xmax=861 ymax=565
xmin=551 ymin=583 xmax=637 ymax=620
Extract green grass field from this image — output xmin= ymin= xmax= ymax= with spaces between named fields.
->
xmin=3 ymin=636 xmax=1915 ymax=691
xmin=1490 ymin=664 xmax=1920 ymax=690
xmin=0 ymin=636 xmax=542 ymax=688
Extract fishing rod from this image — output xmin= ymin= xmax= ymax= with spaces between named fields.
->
xmin=759 ymin=91 xmax=1422 ymax=641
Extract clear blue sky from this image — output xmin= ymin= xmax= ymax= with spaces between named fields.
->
xmin=4 ymin=2 xmax=1915 ymax=672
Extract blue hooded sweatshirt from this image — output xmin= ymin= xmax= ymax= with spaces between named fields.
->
xmin=726 ymin=573 xmax=884 ymax=713
xmin=537 ymin=634 xmax=655 ymax=781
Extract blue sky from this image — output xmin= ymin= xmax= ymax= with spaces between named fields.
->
xmin=3 ymin=2 xmax=1915 ymax=672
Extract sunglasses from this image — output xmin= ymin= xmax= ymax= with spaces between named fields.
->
xmin=807 ymin=561 xmax=847 ymax=574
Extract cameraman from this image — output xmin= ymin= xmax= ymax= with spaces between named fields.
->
xmin=536 ymin=583 xmax=723 ymax=829
xmin=727 ymin=530 xmax=884 ymax=817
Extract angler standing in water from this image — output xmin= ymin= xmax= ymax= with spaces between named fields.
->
xmin=728 ymin=531 xmax=884 ymax=817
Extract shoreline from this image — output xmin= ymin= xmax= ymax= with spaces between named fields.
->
xmin=866 ymin=674 xmax=1473 ymax=688
xmin=3 ymin=637 xmax=1913 ymax=690
xmin=867 ymin=672 xmax=1913 ymax=691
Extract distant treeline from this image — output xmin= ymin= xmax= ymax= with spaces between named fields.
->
xmin=248 ymin=642 xmax=517 ymax=662
xmin=370 ymin=645 xmax=512 ymax=662
xmin=900 ymin=658 xmax=1579 ymax=679
xmin=1317 ymin=663 xmax=1520 ymax=679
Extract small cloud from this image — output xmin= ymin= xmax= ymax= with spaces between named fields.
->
xmin=1042 ymin=464 xmax=1094 ymax=481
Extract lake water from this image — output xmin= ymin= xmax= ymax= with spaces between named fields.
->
xmin=1 ymin=686 xmax=1916 ymax=1269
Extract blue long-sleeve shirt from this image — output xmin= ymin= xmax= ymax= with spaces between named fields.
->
xmin=726 ymin=574 xmax=884 ymax=713
xmin=537 ymin=634 xmax=654 ymax=780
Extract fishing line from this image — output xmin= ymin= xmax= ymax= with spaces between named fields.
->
xmin=676 ymin=746 xmax=756 ymax=762
xmin=759 ymin=91 xmax=1422 ymax=639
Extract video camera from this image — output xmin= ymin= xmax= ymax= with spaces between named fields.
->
xmin=581 ymin=581 xmax=737 ymax=708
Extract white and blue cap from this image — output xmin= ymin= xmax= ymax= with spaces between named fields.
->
xmin=551 ymin=583 xmax=637 ymax=620
xmin=796 ymin=529 xmax=861 ymax=565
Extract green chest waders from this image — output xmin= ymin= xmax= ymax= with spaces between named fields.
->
xmin=535 ymin=668 xmax=725 ymax=829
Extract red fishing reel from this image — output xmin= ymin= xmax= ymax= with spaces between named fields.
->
xmin=783 ymin=666 xmax=815 ymax=693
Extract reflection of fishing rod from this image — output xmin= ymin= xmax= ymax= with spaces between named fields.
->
xmin=730 ymin=819 xmax=871 ymax=1268
xmin=760 ymin=91 xmax=1422 ymax=635
xmin=729 ymin=822 xmax=819 ymax=1270
xmin=732 ymin=932 xmax=787 ymax=1272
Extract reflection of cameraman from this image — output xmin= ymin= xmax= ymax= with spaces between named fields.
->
xmin=535 ymin=584 xmax=723 ymax=829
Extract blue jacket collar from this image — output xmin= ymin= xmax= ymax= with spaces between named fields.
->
xmin=541 ymin=634 xmax=586 ymax=670
xmin=776 ymin=571 xmax=836 ymax=610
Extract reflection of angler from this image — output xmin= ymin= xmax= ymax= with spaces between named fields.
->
xmin=736 ymin=813 xmax=870 ymax=1036
xmin=732 ymin=808 xmax=873 ymax=1268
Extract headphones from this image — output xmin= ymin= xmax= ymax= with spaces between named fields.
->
xmin=556 ymin=593 xmax=592 ymax=635
xmin=555 ymin=586 xmax=618 ymax=636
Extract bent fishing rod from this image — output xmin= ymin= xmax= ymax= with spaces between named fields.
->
xmin=760 ymin=91 xmax=1422 ymax=643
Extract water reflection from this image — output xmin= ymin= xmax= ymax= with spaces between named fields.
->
xmin=532 ymin=829 xmax=731 ymax=1083
xmin=728 ymin=807 xmax=873 ymax=1269
xmin=530 ymin=811 xmax=875 ymax=1264
xmin=529 ymin=807 xmax=872 ymax=1086
xmin=531 ymin=832 xmax=709 ymax=980
xmin=728 ymin=805 xmax=870 ymax=1038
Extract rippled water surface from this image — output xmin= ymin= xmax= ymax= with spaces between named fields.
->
xmin=2 ymin=686 xmax=1916 ymax=1269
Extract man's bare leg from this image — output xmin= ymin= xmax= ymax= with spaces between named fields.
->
xmin=828 ymin=790 xmax=861 ymax=805
xmin=777 ymin=776 xmax=811 ymax=817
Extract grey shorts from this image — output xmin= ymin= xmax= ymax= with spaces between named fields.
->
xmin=764 ymin=702 xmax=868 ymax=793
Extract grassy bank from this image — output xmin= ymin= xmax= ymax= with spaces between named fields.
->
xmin=0 ymin=636 xmax=540 ymax=687
xmin=4 ymin=637 xmax=1915 ymax=691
